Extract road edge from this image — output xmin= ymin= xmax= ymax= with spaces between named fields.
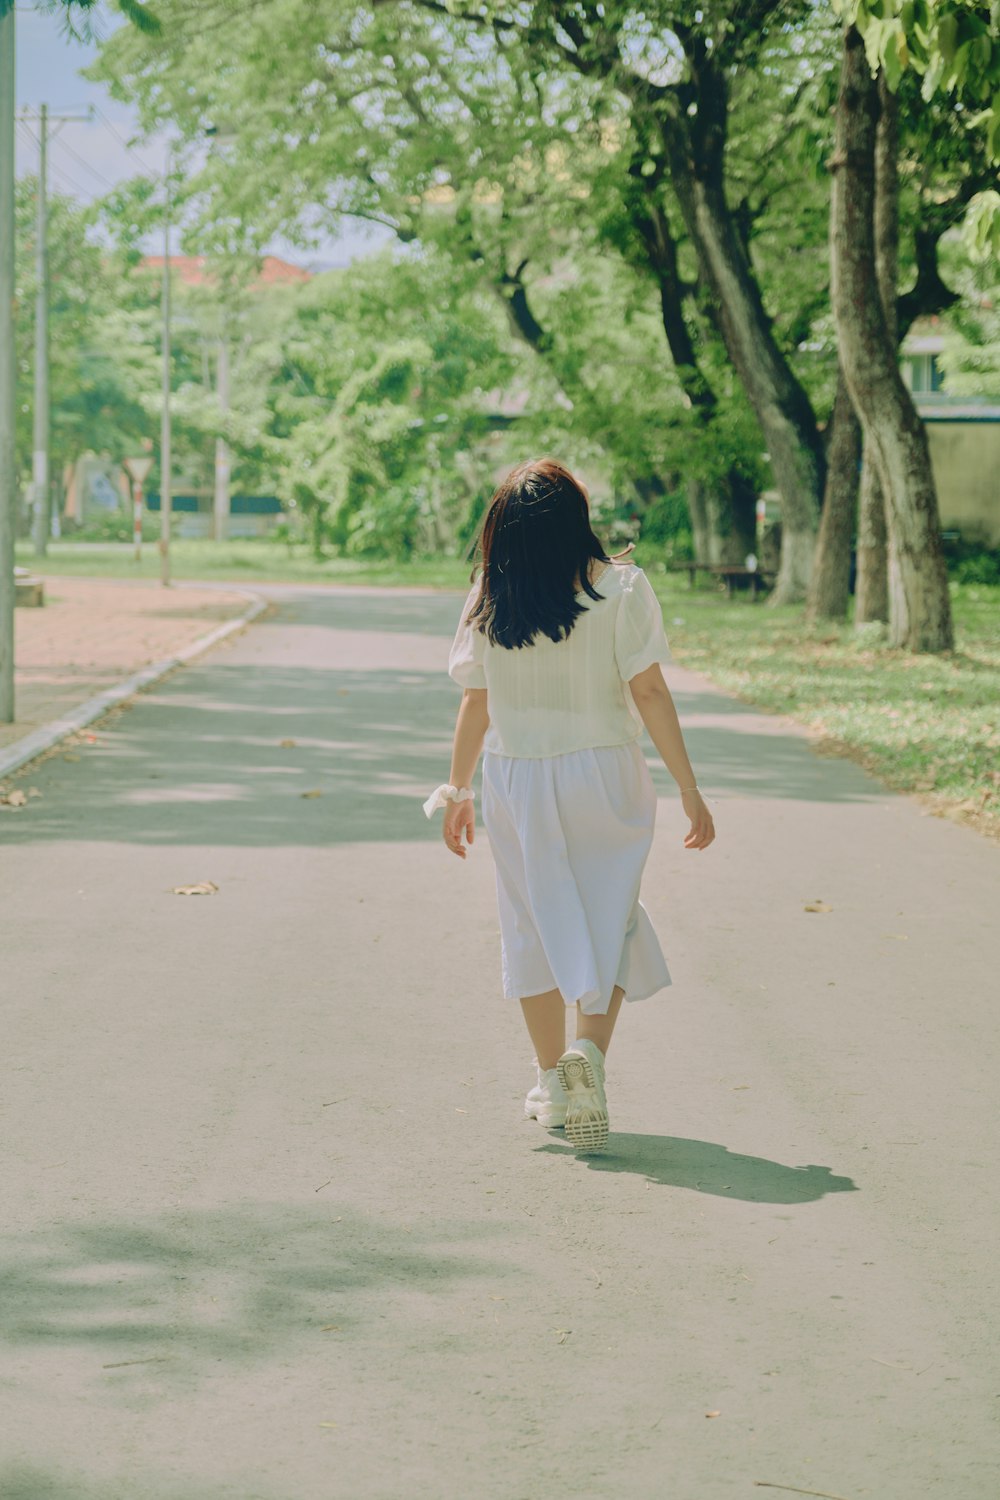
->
xmin=0 ymin=585 xmax=267 ymax=782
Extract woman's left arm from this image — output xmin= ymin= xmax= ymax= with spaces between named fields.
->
xmin=444 ymin=688 xmax=490 ymax=860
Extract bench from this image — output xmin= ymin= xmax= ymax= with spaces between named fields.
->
xmin=14 ymin=567 xmax=45 ymax=608
xmin=706 ymin=565 xmax=775 ymax=600
xmin=666 ymin=562 xmax=775 ymax=599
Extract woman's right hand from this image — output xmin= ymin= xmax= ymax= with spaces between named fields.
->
xmin=443 ymin=798 xmax=475 ymax=860
xmin=681 ymin=789 xmax=715 ymax=850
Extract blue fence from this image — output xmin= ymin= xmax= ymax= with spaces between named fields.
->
xmin=145 ymin=494 xmax=283 ymax=515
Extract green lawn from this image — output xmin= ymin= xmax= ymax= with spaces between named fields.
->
xmin=19 ymin=538 xmax=999 ymax=840
xmin=16 ymin=538 xmax=474 ymax=591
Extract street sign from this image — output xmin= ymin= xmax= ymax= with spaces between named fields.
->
xmin=123 ymin=455 xmax=154 ymax=485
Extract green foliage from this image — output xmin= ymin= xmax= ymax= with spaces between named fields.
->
xmin=26 ymin=0 xmax=160 ymax=36
xmin=937 ymin=234 xmax=1000 ymax=393
xmin=13 ymin=181 xmax=153 ymax=494
xmin=837 ymin=0 xmax=1000 ymax=253
xmin=633 ymin=489 xmax=694 ymax=558
xmin=58 ymin=0 xmax=999 ymax=565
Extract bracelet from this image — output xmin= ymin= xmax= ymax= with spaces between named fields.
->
xmin=679 ymin=785 xmax=700 ymax=793
xmin=423 ymin=783 xmax=476 ymax=818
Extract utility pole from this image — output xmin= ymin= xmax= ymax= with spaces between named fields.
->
xmin=213 ymin=315 xmax=229 ymax=542
xmin=31 ymin=102 xmax=47 ymax=556
xmin=160 ymin=146 xmax=172 ymax=586
xmin=18 ymin=104 xmax=89 ymax=560
xmin=0 ymin=2 xmax=15 ymax=724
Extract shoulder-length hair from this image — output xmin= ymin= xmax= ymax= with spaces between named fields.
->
xmin=466 ymin=458 xmax=611 ymax=650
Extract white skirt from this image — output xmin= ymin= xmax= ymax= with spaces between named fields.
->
xmin=481 ymin=740 xmax=672 ymax=1016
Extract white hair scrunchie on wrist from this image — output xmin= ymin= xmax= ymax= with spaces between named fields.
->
xmin=423 ymin=784 xmax=476 ymax=818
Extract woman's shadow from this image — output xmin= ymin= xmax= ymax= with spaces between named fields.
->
xmin=535 ymin=1134 xmax=856 ymax=1202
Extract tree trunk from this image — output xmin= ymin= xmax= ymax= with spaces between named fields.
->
xmin=854 ymin=454 xmax=889 ymax=623
xmin=649 ymin=50 xmax=826 ymax=605
xmin=829 ymin=27 xmax=953 ymax=652
xmin=687 ymin=175 xmax=825 ymax=603
xmin=630 ymin=199 xmax=755 ymax=566
xmin=685 ymin=481 xmax=710 ymax=565
xmin=854 ymin=71 xmax=898 ymax=626
xmin=806 ymin=363 xmax=861 ymax=623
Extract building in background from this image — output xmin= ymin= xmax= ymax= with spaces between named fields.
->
xmin=900 ymin=314 xmax=1000 ymax=548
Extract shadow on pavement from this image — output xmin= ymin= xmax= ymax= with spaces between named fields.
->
xmin=0 ymin=1202 xmax=512 ymax=1375
xmin=2 ymin=648 xmax=884 ymax=849
xmin=534 ymin=1134 xmax=857 ymax=1201
xmin=0 ymin=1464 xmax=287 ymax=1500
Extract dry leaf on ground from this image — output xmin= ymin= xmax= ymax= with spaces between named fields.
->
xmin=171 ymin=881 xmax=219 ymax=896
xmin=279 ymin=738 xmax=297 ymax=748
xmin=1 ymin=790 xmax=28 ymax=808
xmin=804 ymin=900 xmax=832 ymax=913
xmin=301 ymin=789 xmax=323 ymax=799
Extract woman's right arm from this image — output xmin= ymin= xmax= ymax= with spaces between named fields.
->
xmin=628 ymin=663 xmax=715 ymax=851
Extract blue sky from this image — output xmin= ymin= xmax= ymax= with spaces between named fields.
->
xmin=13 ymin=2 xmax=389 ymax=269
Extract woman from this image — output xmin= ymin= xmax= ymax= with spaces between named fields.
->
xmin=424 ymin=458 xmax=715 ymax=1151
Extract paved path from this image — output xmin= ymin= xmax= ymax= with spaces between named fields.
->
xmin=2 ymin=586 xmax=998 ymax=1500
xmin=2 ymin=577 xmax=251 ymax=749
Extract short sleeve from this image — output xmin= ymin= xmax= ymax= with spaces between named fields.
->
xmin=448 ymin=581 xmax=487 ymax=689
xmin=614 ymin=567 xmax=672 ymax=681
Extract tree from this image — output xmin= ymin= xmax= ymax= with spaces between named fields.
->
xmin=826 ymin=0 xmax=997 ymax=648
xmin=229 ymin=250 xmax=519 ymax=557
xmin=13 ymin=183 xmax=153 ymax=510
xmin=830 ymin=27 xmax=954 ymax=651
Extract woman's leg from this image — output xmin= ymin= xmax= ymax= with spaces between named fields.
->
xmin=575 ymin=985 xmax=625 ymax=1057
xmin=520 ymin=988 xmax=566 ymax=1071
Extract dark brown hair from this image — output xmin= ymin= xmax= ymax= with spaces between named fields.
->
xmin=467 ymin=458 xmax=610 ymax=650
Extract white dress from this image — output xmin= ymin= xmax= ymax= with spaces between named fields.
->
xmin=447 ymin=561 xmax=673 ymax=1017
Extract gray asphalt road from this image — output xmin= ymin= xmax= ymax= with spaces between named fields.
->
xmin=2 ymin=585 xmax=998 ymax=1500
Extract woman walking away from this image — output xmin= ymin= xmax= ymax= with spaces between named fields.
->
xmin=423 ymin=458 xmax=715 ymax=1152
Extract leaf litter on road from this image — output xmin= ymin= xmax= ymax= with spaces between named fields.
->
xmin=171 ymin=881 xmax=219 ymax=896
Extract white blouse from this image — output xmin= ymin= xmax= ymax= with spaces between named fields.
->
xmin=448 ymin=561 xmax=672 ymax=759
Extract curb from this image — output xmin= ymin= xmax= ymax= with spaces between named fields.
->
xmin=0 ymin=585 xmax=268 ymax=782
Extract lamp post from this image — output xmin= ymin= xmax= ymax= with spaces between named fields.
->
xmin=0 ymin=2 xmax=15 ymax=722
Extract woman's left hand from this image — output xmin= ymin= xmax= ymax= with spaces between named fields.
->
xmin=443 ymin=798 xmax=475 ymax=859
xmin=680 ymin=788 xmax=715 ymax=850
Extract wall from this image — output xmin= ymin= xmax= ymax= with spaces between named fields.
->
xmin=925 ymin=420 xmax=1000 ymax=546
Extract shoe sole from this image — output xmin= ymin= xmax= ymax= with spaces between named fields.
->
xmin=556 ymin=1053 xmax=609 ymax=1152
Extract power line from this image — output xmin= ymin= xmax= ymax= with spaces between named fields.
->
xmin=47 ymin=158 xmax=88 ymax=199
xmin=50 ymin=131 xmax=118 ymax=193
xmin=16 ymin=121 xmax=89 ymax=200
xmin=90 ymin=105 xmax=157 ymax=177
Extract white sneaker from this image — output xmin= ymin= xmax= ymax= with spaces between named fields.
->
xmin=524 ymin=1059 xmax=568 ymax=1128
xmin=556 ymin=1039 xmax=609 ymax=1152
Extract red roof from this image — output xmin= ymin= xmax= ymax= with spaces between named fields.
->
xmin=141 ymin=255 xmax=311 ymax=288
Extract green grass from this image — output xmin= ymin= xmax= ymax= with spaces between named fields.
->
xmin=641 ymin=558 xmax=1000 ymax=842
xmin=19 ymin=538 xmax=999 ymax=839
xmin=16 ymin=538 xmax=474 ymax=591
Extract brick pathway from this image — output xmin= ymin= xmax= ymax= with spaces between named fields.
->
xmin=1 ymin=577 xmax=253 ymax=749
